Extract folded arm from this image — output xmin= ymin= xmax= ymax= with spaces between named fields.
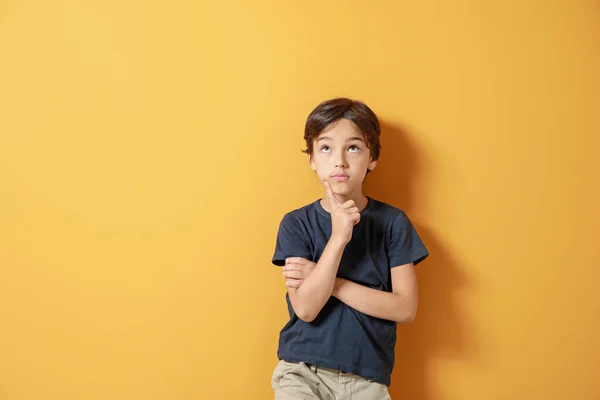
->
xmin=332 ymin=262 xmax=418 ymax=323
xmin=285 ymin=259 xmax=419 ymax=323
xmin=286 ymin=238 xmax=347 ymax=323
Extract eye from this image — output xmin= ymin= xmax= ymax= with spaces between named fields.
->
xmin=320 ymin=145 xmax=331 ymax=152
xmin=348 ymin=145 xmax=361 ymax=152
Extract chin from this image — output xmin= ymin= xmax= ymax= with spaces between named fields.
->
xmin=332 ymin=183 xmax=357 ymax=196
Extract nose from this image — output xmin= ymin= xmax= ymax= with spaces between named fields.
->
xmin=333 ymin=150 xmax=347 ymax=168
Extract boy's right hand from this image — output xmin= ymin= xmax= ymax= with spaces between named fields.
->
xmin=324 ymin=180 xmax=360 ymax=245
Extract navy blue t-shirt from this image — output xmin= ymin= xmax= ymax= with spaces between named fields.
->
xmin=272 ymin=196 xmax=429 ymax=386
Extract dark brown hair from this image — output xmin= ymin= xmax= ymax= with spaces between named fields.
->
xmin=302 ymin=97 xmax=381 ymax=161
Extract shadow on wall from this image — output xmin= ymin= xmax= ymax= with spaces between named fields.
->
xmin=363 ymin=121 xmax=475 ymax=400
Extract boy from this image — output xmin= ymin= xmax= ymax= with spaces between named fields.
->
xmin=271 ymin=98 xmax=429 ymax=399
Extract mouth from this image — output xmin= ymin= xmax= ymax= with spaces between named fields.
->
xmin=331 ymin=174 xmax=349 ymax=182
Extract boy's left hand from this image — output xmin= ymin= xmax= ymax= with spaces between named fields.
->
xmin=283 ymin=257 xmax=316 ymax=288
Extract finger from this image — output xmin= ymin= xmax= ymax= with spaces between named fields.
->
xmin=341 ymin=200 xmax=356 ymax=209
xmin=346 ymin=207 xmax=359 ymax=214
xmin=284 ymin=262 xmax=307 ymax=270
xmin=285 ymin=257 xmax=307 ymax=265
xmin=323 ymin=180 xmax=340 ymax=208
xmin=283 ymin=270 xmax=303 ymax=279
xmin=351 ymin=212 xmax=361 ymax=224
xmin=286 ymin=279 xmax=302 ymax=288
xmin=284 ymin=264 xmax=307 ymax=274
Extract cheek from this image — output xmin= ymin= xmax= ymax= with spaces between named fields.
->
xmin=350 ymin=152 xmax=367 ymax=163
xmin=353 ymin=155 xmax=372 ymax=174
xmin=312 ymin=159 xmax=330 ymax=178
xmin=312 ymin=154 xmax=327 ymax=167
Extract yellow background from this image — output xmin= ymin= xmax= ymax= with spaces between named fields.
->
xmin=1 ymin=1 xmax=598 ymax=399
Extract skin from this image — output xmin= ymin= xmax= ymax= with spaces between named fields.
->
xmin=282 ymin=118 xmax=419 ymax=323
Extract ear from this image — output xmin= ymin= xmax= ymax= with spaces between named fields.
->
xmin=309 ymin=154 xmax=316 ymax=171
xmin=367 ymin=158 xmax=377 ymax=172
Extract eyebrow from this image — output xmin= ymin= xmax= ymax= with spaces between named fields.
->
xmin=317 ymin=136 xmax=365 ymax=142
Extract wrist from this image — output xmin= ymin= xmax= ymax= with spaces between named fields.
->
xmin=329 ymin=235 xmax=349 ymax=248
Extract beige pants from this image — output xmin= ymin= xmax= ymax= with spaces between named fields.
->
xmin=271 ymin=360 xmax=391 ymax=400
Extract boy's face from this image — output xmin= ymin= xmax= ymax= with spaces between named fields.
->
xmin=309 ymin=118 xmax=377 ymax=198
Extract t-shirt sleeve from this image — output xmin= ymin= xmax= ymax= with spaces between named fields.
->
xmin=388 ymin=211 xmax=429 ymax=267
xmin=272 ymin=213 xmax=312 ymax=267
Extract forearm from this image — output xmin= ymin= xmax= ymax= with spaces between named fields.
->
xmin=288 ymin=238 xmax=346 ymax=322
xmin=332 ymin=278 xmax=417 ymax=323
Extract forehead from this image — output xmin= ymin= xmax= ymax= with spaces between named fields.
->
xmin=317 ymin=118 xmax=364 ymax=140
